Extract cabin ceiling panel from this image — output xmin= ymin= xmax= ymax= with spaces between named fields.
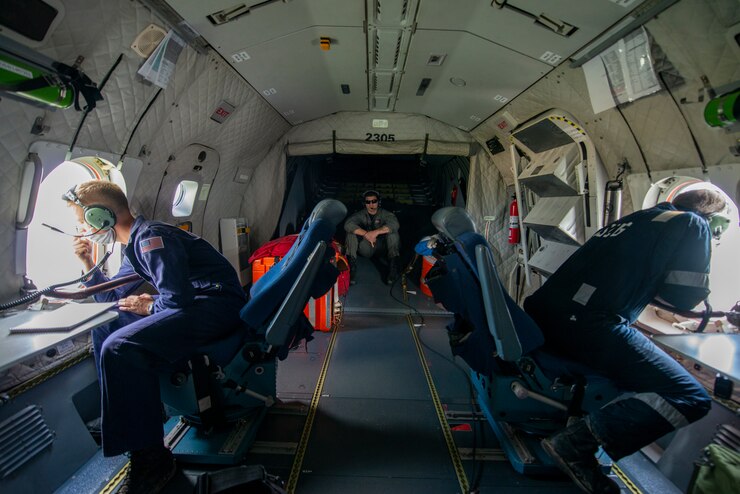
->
xmin=166 ymin=0 xmax=364 ymax=51
xmin=415 ymin=0 xmax=644 ymax=64
xmin=229 ymin=26 xmax=368 ymax=124
xmin=396 ymin=30 xmax=550 ymax=131
xmin=165 ymin=0 xmax=650 ymax=129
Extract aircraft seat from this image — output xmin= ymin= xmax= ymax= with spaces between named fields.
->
xmin=425 ymin=207 xmax=619 ymax=473
xmin=159 ymin=199 xmax=346 ymax=462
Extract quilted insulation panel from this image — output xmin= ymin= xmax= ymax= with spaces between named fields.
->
xmin=0 ymin=0 xmax=164 ymax=300
xmin=0 ymin=0 xmax=289 ymax=301
xmin=473 ymin=0 xmax=740 ymax=218
xmin=466 ymin=149 xmax=518 ymax=288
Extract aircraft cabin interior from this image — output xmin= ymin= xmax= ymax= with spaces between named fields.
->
xmin=0 ymin=1 xmax=738 ymax=493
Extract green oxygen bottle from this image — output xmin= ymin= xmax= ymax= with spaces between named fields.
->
xmin=0 ymin=53 xmax=74 ymax=108
xmin=703 ymin=89 xmax=739 ymax=128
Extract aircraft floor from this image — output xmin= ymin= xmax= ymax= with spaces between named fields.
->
xmin=59 ymin=256 xmax=677 ymax=493
xmin=272 ymin=257 xmax=582 ymax=493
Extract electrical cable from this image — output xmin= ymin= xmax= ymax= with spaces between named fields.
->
xmin=657 ymin=71 xmax=707 ymax=173
xmin=0 ymin=251 xmax=112 ymax=311
xmin=615 ymin=104 xmax=653 ymax=183
xmin=389 ymin=263 xmax=484 ymax=492
xmin=118 ymin=88 xmax=163 ymax=158
xmin=41 ymin=222 xmax=105 ymax=238
xmin=68 ymin=54 xmax=123 ymax=155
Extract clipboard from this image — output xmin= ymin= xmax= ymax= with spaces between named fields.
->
xmin=9 ymin=302 xmax=117 ymax=334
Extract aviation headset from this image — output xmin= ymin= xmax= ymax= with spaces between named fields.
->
xmin=363 ymin=190 xmax=381 ymax=207
xmin=707 ymin=212 xmax=731 ymax=240
xmin=63 ymin=186 xmax=117 ymax=230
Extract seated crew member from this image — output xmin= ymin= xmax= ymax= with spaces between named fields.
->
xmin=344 ymin=190 xmax=401 ymax=285
xmin=523 ymin=189 xmax=727 ymax=494
xmin=66 ymin=181 xmax=246 ymax=494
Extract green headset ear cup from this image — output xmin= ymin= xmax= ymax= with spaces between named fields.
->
xmin=84 ymin=205 xmax=116 ymax=230
xmin=708 ymin=213 xmax=731 ymax=238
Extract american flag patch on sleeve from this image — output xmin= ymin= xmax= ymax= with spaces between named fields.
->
xmin=140 ymin=236 xmax=164 ymax=253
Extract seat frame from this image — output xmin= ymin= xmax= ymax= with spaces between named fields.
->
xmin=159 ymin=199 xmax=345 ymax=464
xmin=427 ymin=207 xmax=619 ymax=474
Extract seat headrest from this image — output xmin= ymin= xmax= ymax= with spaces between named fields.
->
xmin=431 ymin=207 xmax=476 ymax=240
xmin=308 ymin=199 xmax=348 ymax=229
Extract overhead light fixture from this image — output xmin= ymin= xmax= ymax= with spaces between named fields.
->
xmin=417 ymin=78 xmax=432 ymax=96
xmin=449 ymin=77 xmax=466 ymax=87
xmin=320 ymin=37 xmax=331 ymax=51
xmin=427 ymin=54 xmax=446 ymax=66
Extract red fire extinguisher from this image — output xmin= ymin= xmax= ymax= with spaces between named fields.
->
xmin=508 ymin=195 xmax=520 ymax=244
xmin=451 ymin=183 xmax=458 ymax=206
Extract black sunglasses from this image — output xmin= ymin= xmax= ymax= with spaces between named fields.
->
xmin=365 ymin=199 xmax=378 ymax=204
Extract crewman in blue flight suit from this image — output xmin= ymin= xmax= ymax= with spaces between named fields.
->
xmin=523 ymin=189 xmax=728 ymax=494
xmin=66 ymin=180 xmax=246 ymax=494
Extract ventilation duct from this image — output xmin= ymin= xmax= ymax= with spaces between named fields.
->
xmin=0 ymin=405 xmax=54 ymax=479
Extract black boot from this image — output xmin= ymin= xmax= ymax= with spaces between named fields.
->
xmin=386 ymin=256 xmax=400 ymax=285
xmin=541 ymin=419 xmax=620 ymax=494
xmin=118 ymin=444 xmax=176 ymax=494
xmin=349 ymin=257 xmax=357 ymax=285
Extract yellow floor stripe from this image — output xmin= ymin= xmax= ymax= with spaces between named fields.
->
xmin=99 ymin=462 xmax=129 ymax=494
xmin=406 ymin=314 xmax=470 ymax=493
xmin=286 ymin=325 xmax=340 ymax=493
xmin=613 ymin=464 xmax=643 ymax=494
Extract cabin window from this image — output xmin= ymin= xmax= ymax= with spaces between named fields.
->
xmin=699 ymin=188 xmax=738 ymax=311
xmin=172 ymin=180 xmax=198 ymax=217
xmin=644 ymin=177 xmax=739 ymax=311
xmin=25 ymin=159 xmax=114 ymax=288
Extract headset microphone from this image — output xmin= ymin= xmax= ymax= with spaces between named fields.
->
xmin=41 ymin=223 xmax=104 ymax=238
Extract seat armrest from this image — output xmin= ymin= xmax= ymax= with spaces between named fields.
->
xmin=265 ymin=241 xmax=327 ymax=346
xmin=475 ymin=244 xmax=523 ymax=361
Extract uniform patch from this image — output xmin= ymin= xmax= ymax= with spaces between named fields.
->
xmin=572 ymin=283 xmax=596 ymax=306
xmin=652 ymin=211 xmax=684 ymax=222
xmin=140 ymin=236 xmax=164 ymax=253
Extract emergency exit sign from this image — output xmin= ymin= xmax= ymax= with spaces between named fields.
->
xmin=211 ymin=100 xmax=236 ymax=124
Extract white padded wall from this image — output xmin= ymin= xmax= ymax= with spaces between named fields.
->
xmin=466 ymin=148 xmax=516 ymax=278
xmin=125 ymin=48 xmax=290 ymax=245
xmin=0 ymin=0 xmax=289 ymax=301
xmin=473 ymin=0 xmax=740 ymax=217
xmin=0 ymin=0 xmax=161 ymax=300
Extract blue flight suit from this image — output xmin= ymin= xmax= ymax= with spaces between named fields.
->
xmin=524 ymin=202 xmax=712 ymax=459
xmin=85 ymin=257 xmax=144 ymax=370
xmin=87 ymin=216 xmax=246 ymax=456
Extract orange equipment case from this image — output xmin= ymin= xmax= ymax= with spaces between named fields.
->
xmin=420 ymin=255 xmax=435 ymax=297
xmin=251 ymin=256 xmax=335 ymax=331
